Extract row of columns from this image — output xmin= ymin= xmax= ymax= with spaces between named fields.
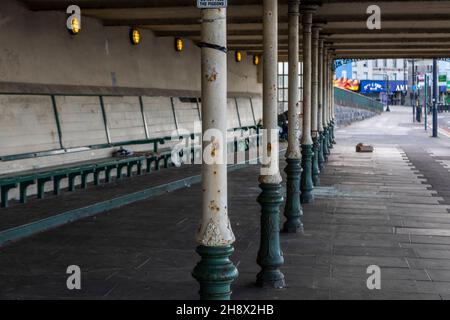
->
xmin=192 ymin=0 xmax=336 ymax=300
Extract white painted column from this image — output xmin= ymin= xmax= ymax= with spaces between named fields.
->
xmin=300 ymin=8 xmax=314 ymax=147
xmin=256 ymin=0 xmax=286 ymax=289
xmin=282 ymin=0 xmax=303 ymax=233
xmin=322 ymin=47 xmax=328 ymax=131
xmin=330 ymin=52 xmax=336 ymax=144
xmin=327 ymin=51 xmax=335 ymax=147
xmin=286 ymin=1 xmax=301 ymax=160
xmin=311 ymin=26 xmax=320 ymax=140
xmin=330 ymin=54 xmax=336 ymax=124
xmin=259 ymin=0 xmax=282 ymax=185
xmin=318 ymin=39 xmax=324 ymax=135
xmin=310 ymin=25 xmax=321 ymax=186
xmin=322 ymin=47 xmax=330 ymax=159
xmin=317 ymin=38 xmax=325 ymax=170
xmin=327 ymin=51 xmax=332 ymax=127
xmin=193 ymin=7 xmax=238 ymax=301
xmin=299 ymin=4 xmax=317 ymax=204
xmin=196 ymin=8 xmax=234 ymax=247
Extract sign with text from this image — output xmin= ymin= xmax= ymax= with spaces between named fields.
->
xmin=360 ymin=80 xmax=385 ymax=93
xmin=389 ymin=81 xmax=408 ymax=93
xmin=359 ymin=80 xmax=408 ymax=93
xmin=197 ymin=0 xmax=227 ymax=8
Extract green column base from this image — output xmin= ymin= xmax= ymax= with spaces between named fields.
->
xmin=318 ymin=132 xmax=325 ymax=171
xmin=257 ymin=183 xmax=286 ymax=288
xmin=312 ymin=137 xmax=320 ymax=187
xmin=331 ymin=120 xmax=337 ymax=144
xmin=323 ymin=127 xmax=330 ymax=159
xmin=192 ymin=245 xmax=238 ymax=300
xmin=300 ymin=144 xmax=314 ymax=204
xmin=327 ymin=123 xmax=333 ymax=150
xmin=283 ymin=158 xmax=303 ymax=233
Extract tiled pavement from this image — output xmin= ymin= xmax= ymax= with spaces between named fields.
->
xmin=1 ymin=106 xmax=450 ymax=300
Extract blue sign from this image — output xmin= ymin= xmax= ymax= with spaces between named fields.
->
xmin=389 ymin=81 xmax=408 ymax=92
xmin=360 ymin=80 xmax=408 ymax=93
xmin=360 ymin=80 xmax=385 ymax=93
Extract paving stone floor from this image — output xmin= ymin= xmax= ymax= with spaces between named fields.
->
xmin=1 ymin=106 xmax=450 ymax=300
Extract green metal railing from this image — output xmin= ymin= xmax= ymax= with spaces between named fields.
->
xmin=334 ymin=87 xmax=384 ymax=113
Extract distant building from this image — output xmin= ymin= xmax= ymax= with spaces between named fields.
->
xmin=335 ymin=59 xmax=409 ymax=105
xmin=408 ymin=59 xmax=450 ymax=105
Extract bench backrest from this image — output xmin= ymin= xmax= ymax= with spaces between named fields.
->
xmin=0 ymin=94 xmax=262 ymax=173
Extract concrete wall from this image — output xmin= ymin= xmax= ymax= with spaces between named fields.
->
xmin=0 ymin=94 xmax=262 ymax=201
xmin=103 ymin=96 xmax=146 ymax=143
xmin=0 ymin=95 xmax=60 ymax=155
xmin=334 ymin=105 xmax=380 ymax=128
xmin=0 ymin=0 xmax=263 ymax=202
xmin=0 ymin=0 xmax=261 ymax=95
xmin=56 ymin=96 xmax=108 ymax=148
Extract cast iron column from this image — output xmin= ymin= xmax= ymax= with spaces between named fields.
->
xmin=322 ymin=47 xmax=330 ymax=161
xmin=256 ymin=0 xmax=286 ymax=289
xmin=327 ymin=52 xmax=333 ymax=150
xmin=330 ymin=53 xmax=336 ymax=145
xmin=311 ymin=26 xmax=321 ymax=186
xmin=317 ymin=39 xmax=325 ymax=171
xmin=192 ymin=7 xmax=238 ymax=300
xmin=299 ymin=5 xmax=316 ymax=204
xmin=283 ymin=0 xmax=303 ymax=233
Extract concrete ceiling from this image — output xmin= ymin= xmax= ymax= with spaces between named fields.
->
xmin=21 ymin=0 xmax=450 ymax=59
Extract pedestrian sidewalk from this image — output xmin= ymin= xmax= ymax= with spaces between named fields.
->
xmin=2 ymin=107 xmax=450 ymax=299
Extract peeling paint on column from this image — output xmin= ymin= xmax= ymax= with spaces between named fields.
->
xmin=286 ymin=0 xmax=301 ymax=161
xmin=198 ymin=217 xmax=234 ymax=247
xmin=196 ymin=7 xmax=234 ymax=247
xmin=259 ymin=0 xmax=282 ymax=185
xmin=206 ymin=67 xmax=218 ymax=82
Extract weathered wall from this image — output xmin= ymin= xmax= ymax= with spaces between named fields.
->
xmin=334 ymin=105 xmax=380 ymax=128
xmin=0 ymin=94 xmax=262 ymax=201
xmin=0 ymin=0 xmax=263 ymax=202
xmin=0 ymin=0 xmax=261 ymax=94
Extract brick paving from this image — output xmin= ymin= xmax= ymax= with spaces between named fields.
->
xmin=1 ymin=106 xmax=450 ymax=300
